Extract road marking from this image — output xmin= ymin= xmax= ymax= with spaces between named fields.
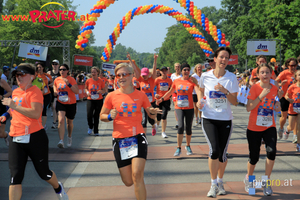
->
xmin=64 ymin=162 xmax=89 ymax=188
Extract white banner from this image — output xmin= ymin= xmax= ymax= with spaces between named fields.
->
xmin=102 ymin=63 xmax=116 ymax=76
xmin=247 ymin=41 xmax=276 ymax=56
xmin=18 ymin=43 xmax=48 ymax=61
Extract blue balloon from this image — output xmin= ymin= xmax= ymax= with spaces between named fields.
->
xmin=218 ymin=35 xmax=222 ymax=39
xmin=217 ymin=39 xmax=221 ymax=43
xmin=81 ymin=43 xmax=87 ymax=48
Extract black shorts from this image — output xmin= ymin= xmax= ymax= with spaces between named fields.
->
xmin=193 ymin=94 xmax=198 ymax=103
xmin=113 ymin=133 xmax=148 ymax=168
xmin=0 ymin=104 xmax=7 ymax=124
xmin=289 ymin=113 xmax=298 ymax=116
xmin=56 ymin=101 xmax=77 ymax=120
xmin=280 ymin=97 xmax=290 ymax=112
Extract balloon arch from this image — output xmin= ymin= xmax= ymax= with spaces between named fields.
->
xmin=75 ymin=0 xmax=230 ymax=62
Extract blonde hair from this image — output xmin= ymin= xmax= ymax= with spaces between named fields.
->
xmin=194 ymin=64 xmax=202 ymax=74
xmin=91 ymin=66 xmax=100 ymax=74
xmin=114 ymin=63 xmax=134 ymax=74
xmin=294 ymin=70 xmax=300 ymax=83
xmin=174 ymin=63 xmax=181 ymax=67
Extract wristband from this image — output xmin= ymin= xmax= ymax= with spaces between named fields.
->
xmin=161 ymin=97 xmax=164 ymax=101
xmin=67 ymin=83 xmax=72 ymax=88
xmin=2 ymin=112 xmax=10 ymax=120
xmin=107 ymin=114 xmax=113 ymax=121
xmin=257 ymin=96 xmax=262 ymax=102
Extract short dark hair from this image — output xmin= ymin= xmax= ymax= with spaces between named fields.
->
xmin=60 ymin=64 xmax=69 ymax=71
xmin=214 ymin=47 xmax=232 ymax=58
xmin=285 ymin=58 xmax=298 ymax=68
xmin=257 ymin=63 xmax=273 ymax=75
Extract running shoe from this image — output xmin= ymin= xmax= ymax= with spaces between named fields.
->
xmin=57 ymin=140 xmax=64 ymax=149
xmin=87 ymin=128 xmax=93 ymax=135
xmin=207 ymin=184 xmax=219 ymax=198
xmin=296 ymin=143 xmax=300 ymax=152
xmin=195 ymin=117 xmax=199 ymax=126
xmin=185 ymin=146 xmax=193 ymax=155
xmin=174 ymin=148 xmax=181 ymax=156
xmin=217 ymin=182 xmax=226 ymax=195
xmin=161 ymin=132 xmax=168 ymax=138
xmin=175 ymin=124 xmax=178 ymax=129
xmin=244 ymin=175 xmax=250 ymax=193
xmin=263 ymin=185 xmax=273 ymax=196
xmin=277 ymin=128 xmax=283 ymax=140
xmin=94 ymin=133 xmax=100 ymax=136
xmin=44 ymin=125 xmax=48 ymax=131
xmin=4 ymin=132 xmax=10 ymax=147
xmin=292 ymin=136 xmax=297 ymax=144
xmin=283 ymin=130 xmax=289 ymax=140
xmin=152 ymin=126 xmax=157 ymax=136
xmin=51 ymin=122 xmax=57 ymax=129
xmin=57 ymin=182 xmax=69 ymax=200
xmin=67 ymin=137 xmax=72 ymax=148
xmin=198 ymin=118 xmax=201 ymax=125
xmin=51 ymin=112 xmax=53 ymax=117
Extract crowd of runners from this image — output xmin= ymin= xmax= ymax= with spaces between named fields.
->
xmin=1 ymin=46 xmax=300 ymax=199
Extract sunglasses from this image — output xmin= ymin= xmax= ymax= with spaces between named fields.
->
xmin=182 ymin=68 xmax=190 ymax=72
xmin=289 ymin=64 xmax=297 ymax=67
xmin=15 ymin=72 xmax=27 ymax=77
xmin=116 ymin=73 xmax=132 ymax=78
xmin=59 ymin=68 xmax=67 ymax=71
xmin=52 ymin=63 xmax=59 ymax=65
xmin=208 ymin=60 xmax=214 ymax=63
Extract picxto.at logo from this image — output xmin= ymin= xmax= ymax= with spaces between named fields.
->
xmin=1 ymin=2 xmax=90 ymax=29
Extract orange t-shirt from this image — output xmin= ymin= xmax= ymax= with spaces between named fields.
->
xmin=154 ymin=77 xmax=172 ymax=100
xmin=10 ymin=86 xmax=44 ymax=137
xmin=85 ymin=78 xmax=105 ymax=100
xmin=137 ymin=77 xmax=155 ymax=103
xmin=277 ymin=70 xmax=294 ymax=96
xmin=108 ymin=79 xmax=114 ymax=90
xmin=103 ymin=89 xmax=151 ymax=138
xmin=100 ymin=77 xmax=108 ymax=85
xmin=286 ymin=83 xmax=300 ymax=115
xmin=247 ymin=83 xmax=278 ymax=131
xmin=172 ymin=78 xmax=196 ymax=110
xmin=37 ymin=73 xmax=53 ymax=95
xmin=167 ymin=73 xmax=172 ymax=78
xmin=54 ymin=76 xmax=77 ymax=104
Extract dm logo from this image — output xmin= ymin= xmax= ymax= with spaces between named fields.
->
xmin=27 ymin=48 xmax=40 ymax=57
xmin=255 ymin=44 xmax=269 ymax=53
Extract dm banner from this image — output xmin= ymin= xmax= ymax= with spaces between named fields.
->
xmin=18 ymin=43 xmax=48 ymax=61
xmin=247 ymin=41 xmax=276 ymax=56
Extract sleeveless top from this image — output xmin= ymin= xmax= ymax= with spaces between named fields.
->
xmin=49 ymin=70 xmax=60 ymax=88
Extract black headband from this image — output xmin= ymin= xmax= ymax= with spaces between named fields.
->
xmin=16 ymin=65 xmax=35 ymax=75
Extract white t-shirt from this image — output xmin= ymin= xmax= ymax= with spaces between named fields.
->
xmin=170 ymin=73 xmax=182 ymax=82
xmin=199 ymin=69 xmax=239 ymax=120
xmin=1 ymin=74 xmax=7 ymax=82
xmin=191 ymin=73 xmax=201 ymax=94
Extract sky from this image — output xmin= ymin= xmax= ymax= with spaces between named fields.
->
xmin=72 ymin=0 xmax=222 ymax=53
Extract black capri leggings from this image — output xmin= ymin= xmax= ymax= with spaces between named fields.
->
xmin=9 ymin=129 xmax=53 ymax=185
xmin=42 ymin=93 xmax=51 ymax=116
xmin=157 ymin=99 xmax=171 ymax=121
xmin=175 ymin=109 xmax=194 ymax=135
xmin=247 ymin=127 xmax=277 ymax=165
xmin=202 ymin=118 xmax=232 ymax=162
xmin=87 ymin=99 xmax=103 ymax=133
xmin=142 ymin=102 xmax=156 ymax=128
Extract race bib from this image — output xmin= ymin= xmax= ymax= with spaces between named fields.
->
xmin=177 ymin=95 xmax=189 ymax=107
xmin=13 ymin=134 xmax=30 ymax=144
xmin=159 ymin=82 xmax=169 ymax=91
xmin=256 ymin=107 xmax=273 ymax=127
xmin=146 ymin=93 xmax=153 ymax=102
xmin=44 ymin=86 xmax=48 ymax=94
xmin=209 ymin=91 xmax=228 ymax=110
xmin=108 ymin=84 xmax=113 ymax=89
xmin=119 ymin=137 xmax=138 ymax=160
xmin=91 ymin=91 xmax=99 ymax=100
xmin=293 ymin=103 xmax=300 ymax=113
xmin=58 ymin=91 xmax=69 ymax=102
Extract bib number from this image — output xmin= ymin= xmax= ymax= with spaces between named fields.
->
xmin=44 ymin=86 xmax=48 ymax=94
xmin=256 ymin=108 xmax=273 ymax=127
xmin=58 ymin=91 xmax=69 ymax=102
xmin=91 ymin=91 xmax=99 ymax=100
xmin=209 ymin=91 xmax=228 ymax=110
xmin=13 ymin=134 xmax=30 ymax=143
xmin=177 ymin=95 xmax=189 ymax=107
xmin=146 ymin=93 xmax=153 ymax=102
xmin=159 ymin=82 xmax=169 ymax=91
xmin=293 ymin=103 xmax=300 ymax=113
xmin=119 ymin=137 xmax=138 ymax=160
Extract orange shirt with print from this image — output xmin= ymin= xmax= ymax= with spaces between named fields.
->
xmin=286 ymin=83 xmax=300 ymax=115
xmin=54 ymin=76 xmax=77 ymax=104
xmin=100 ymin=77 xmax=108 ymax=85
xmin=103 ymin=90 xmax=151 ymax=138
xmin=247 ymin=84 xmax=278 ymax=132
xmin=137 ymin=77 xmax=155 ymax=103
xmin=277 ymin=70 xmax=294 ymax=96
xmin=155 ymin=77 xmax=172 ymax=100
xmin=172 ymin=78 xmax=196 ymax=110
xmin=85 ymin=78 xmax=105 ymax=100
xmin=10 ymin=86 xmax=44 ymax=137
xmin=37 ymin=73 xmax=53 ymax=95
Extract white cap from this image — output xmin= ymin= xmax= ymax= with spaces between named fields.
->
xmin=52 ymin=59 xmax=60 ymax=64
